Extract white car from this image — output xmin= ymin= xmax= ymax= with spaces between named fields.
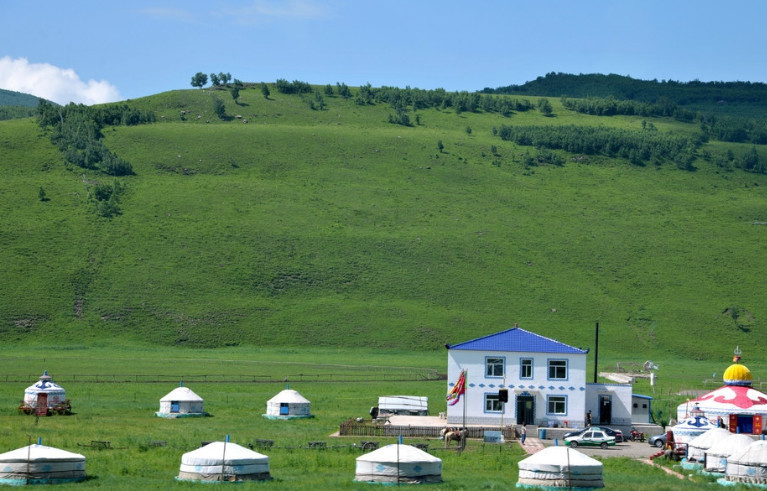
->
xmin=564 ymin=429 xmax=616 ymax=449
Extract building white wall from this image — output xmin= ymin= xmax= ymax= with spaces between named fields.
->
xmin=631 ymin=396 xmax=652 ymax=423
xmin=446 ymin=350 xmax=588 ymax=426
xmin=584 ymin=383 xmax=633 ymax=428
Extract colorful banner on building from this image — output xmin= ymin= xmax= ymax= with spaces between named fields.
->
xmin=446 ymin=369 xmax=467 ymax=406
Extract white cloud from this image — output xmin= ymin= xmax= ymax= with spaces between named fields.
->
xmin=0 ymin=56 xmax=121 ymax=106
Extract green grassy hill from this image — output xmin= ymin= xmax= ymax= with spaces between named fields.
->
xmin=2 ymin=82 xmax=766 ymax=360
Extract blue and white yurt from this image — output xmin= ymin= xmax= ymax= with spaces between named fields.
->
xmin=21 ymin=371 xmax=68 ymax=413
xmin=670 ymin=414 xmax=717 ymax=447
xmin=517 ymin=445 xmax=604 ymax=489
xmin=0 ymin=443 xmax=86 ymax=485
xmin=263 ymin=388 xmax=313 ymax=419
xmin=725 ymin=440 xmax=767 ymax=485
xmin=157 ymin=385 xmax=207 ymax=418
xmin=704 ymin=433 xmax=755 ymax=474
xmin=177 ymin=441 xmax=271 ymax=482
xmin=355 ymin=443 xmax=442 ymax=484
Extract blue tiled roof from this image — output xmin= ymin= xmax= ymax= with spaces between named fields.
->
xmin=448 ymin=327 xmax=588 ymax=354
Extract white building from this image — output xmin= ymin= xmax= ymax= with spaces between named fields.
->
xmin=446 ymin=326 xmax=632 ymax=429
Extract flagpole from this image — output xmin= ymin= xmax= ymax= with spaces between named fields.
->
xmin=462 ymin=369 xmax=467 ymax=431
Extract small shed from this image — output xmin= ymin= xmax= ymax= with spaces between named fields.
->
xmin=0 ymin=443 xmax=86 ymax=485
xmin=177 ymin=441 xmax=271 ymax=482
xmin=157 ymin=385 xmax=207 ymax=418
xmin=517 ymin=446 xmax=604 ymax=489
xmin=263 ymin=388 xmax=313 ymax=420
xmin=355 ymin=443 xmax=442 ymax=484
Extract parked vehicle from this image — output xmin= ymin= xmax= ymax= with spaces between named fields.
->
xmin=564 ymin=429 xmax=616 ymax=449
xmin=629 ymin=428 xmax=645 ymax=442
xmin=564 ymin=426 xmax=623 ymax=443
xmin=648 ymin=433 xmax=667 ymax=448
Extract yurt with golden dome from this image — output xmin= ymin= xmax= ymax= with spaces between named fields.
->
xmin=676 ymin=347 xmax=767 ymax=435
xmin=19 ymin=371 xmax=71 ymax=415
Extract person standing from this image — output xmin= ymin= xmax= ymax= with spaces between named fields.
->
xmin=519 ymin=423 xmax=527 ymax=445
xmin=586 ymin=410 xmax=592 ymax=427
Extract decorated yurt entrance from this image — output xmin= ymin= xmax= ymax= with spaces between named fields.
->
xmin=19 ymin=371 xmax=71 ymax=416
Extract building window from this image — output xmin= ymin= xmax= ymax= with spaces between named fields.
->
xmin=485 ymin=357 xmax=505 ymax=378
xmin=485 ymin=393 xmax=502 ymax=413
xmin=547 ymin=395 xmax=567 ymax=415
xmin=633 ymin=403 xmax=638 ymax=408
xmin=548 ymin=359 xmax=568 ymax=380
xmin=520 ymin=358 xmax=533 ymax=379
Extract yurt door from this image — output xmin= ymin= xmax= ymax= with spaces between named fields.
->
xmin=280 ymin=403 xmax=290 ymax=415
xmin=171 ymin=401 xmax=180 ymax=413
xmin=36 ymin=393 xmax=48 ymax=416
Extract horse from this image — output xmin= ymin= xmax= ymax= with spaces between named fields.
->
xmin=442 ymin=427 xmax=466 ymax=448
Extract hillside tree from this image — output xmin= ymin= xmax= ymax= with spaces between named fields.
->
xmin=191 ymin=72 xmax=208 ymax=89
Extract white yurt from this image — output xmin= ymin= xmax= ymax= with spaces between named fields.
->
xmin=0 ymin=443 xmax=85 ymax=485
xmin=21 ymin=371 xmax=68 ymax=413
xmin=687 ymin=428 xmax=732 ymax=463
xmin=517 ymin=445 xmax=604 ymax=489
xmin=157 ymin=385 xmax=207 ymax=418
xmin=726 ymin=439 xmax=767 ymax=485
xmin=670 ymin=415 xmax=717 ymax=446
xmin=704 ymin=433 xmax=754 ymax=473
xmin=177 ymin=441 xmax=271 ymax=482
xmin=355 ymin=443 xmax=442 ymax=484
xmin=263 ymin=388 xmax=313 ymax=419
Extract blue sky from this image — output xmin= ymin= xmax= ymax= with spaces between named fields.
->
xmin=2 ymin=1 xmax=766 ymax=105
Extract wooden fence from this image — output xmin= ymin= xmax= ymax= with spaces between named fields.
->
xmin=1 ymin=370 xmax=443 ymax=384
xmin=338 ymin=419 xmax=515 ymax=440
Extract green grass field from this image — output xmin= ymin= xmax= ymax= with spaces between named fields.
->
xmin=0 ymin=343 xmax=741 ymax=489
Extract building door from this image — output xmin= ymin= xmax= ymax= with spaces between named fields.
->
xmin=171 ymin=401 xmax=180 ymax=413
xmin=516 ymin=395 xmax=535 ymax=425
xmin=599 ymin=395 xmax=612 ymax=425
